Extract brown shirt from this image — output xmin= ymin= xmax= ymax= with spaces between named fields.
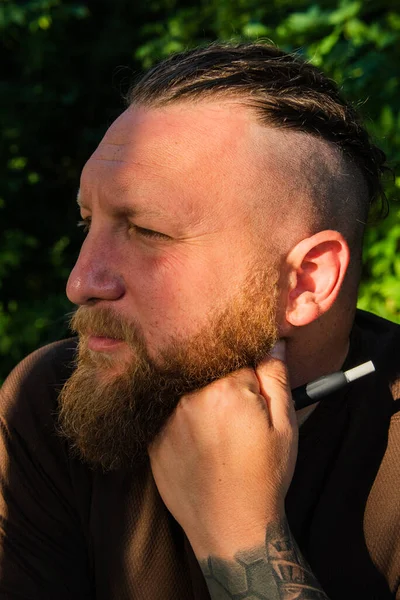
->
xmin=0 ymin=309 xmax=399 ymax=599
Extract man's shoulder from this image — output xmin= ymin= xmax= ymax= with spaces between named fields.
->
xmin=353 ymin=310 xmax=400 ymax=385
xmin=0 ymin=337 xmax=78 ymax=420
xmin=358 ymin=312 xmax=400 ymax=594
xmin=354 ymin=308 xmax=400 ymax=338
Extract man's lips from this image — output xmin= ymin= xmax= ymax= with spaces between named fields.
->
xmin=87 ymin=335 xmax=126 ymax=352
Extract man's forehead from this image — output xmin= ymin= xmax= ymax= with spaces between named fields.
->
xmin=79 ymin=100 xmax=334 ymax=237
xmin=80 ymin=102 xmax=267 ymax=210
xmin=104 ymin=101 xmax=252 ymax=141
xmin=83 ymin=102 xmax=303 ymax=188
xmin=88 ymin=102 xmax=261 ymax=180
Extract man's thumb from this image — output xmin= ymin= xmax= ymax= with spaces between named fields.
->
xmin=256 ymin=340 xmax=295 ymax=428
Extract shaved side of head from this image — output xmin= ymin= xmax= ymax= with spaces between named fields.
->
xmin=230 ymin=122 xmax=368 ymax=284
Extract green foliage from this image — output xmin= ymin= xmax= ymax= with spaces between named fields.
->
xmin=1 ymin=0 xmax=399 ymax=382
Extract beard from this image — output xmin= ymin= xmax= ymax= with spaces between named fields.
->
xmin=58 ymin=267 xmax=279 ymax=472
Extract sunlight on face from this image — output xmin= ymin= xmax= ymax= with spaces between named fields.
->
xmin=60 ymin=266 xmax=279 ymax=471
xmin=66 ymin=103 xmax=291 ymax=358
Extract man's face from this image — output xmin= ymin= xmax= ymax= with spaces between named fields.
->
xmin=61 ymin=102 xmax=287 ymax=471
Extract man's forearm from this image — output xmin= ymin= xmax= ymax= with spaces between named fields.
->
xmin=199 ymin=517 xmax=329 ymax=599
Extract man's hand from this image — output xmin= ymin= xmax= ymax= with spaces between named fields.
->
xmin=148 ymin=340 xmax=298 ymax=559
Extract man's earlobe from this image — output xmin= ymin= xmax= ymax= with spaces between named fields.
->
xmin=285 ymin=232 xmax=350 ymax=327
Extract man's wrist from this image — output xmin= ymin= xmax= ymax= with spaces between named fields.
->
xmin=189 ymin=509 xmax=285 ymax=561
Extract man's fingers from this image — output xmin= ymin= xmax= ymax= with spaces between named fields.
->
xmin=226 ymin=367 xmax=261 ymax=395
xmin=255 ymin=340 xmax=296 ymax=429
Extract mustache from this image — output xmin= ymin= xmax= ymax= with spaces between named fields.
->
xmin=69 ymin=307 xmax=145 ymax=347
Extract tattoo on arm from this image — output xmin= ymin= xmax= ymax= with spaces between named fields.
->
xmin=199 ymin=518 xmax=329 ymax=599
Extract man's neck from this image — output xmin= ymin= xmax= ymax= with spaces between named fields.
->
xmin=286 ymin=334 xmax=351 ymax=427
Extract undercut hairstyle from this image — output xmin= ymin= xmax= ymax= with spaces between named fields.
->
xmin=127 ymin=42 xmax=388 ymax=257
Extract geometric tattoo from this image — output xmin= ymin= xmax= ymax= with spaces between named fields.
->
xmin=199 ymin=517 xmax=329 ymax=599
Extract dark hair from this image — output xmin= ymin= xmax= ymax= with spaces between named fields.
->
xmin=128 ymin=42 xmax=388 ymax=218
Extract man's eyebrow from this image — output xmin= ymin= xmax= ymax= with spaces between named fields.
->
xmin=76 ymin=190 xmax=86 ymax=209
xmin=76 ymin=190 xmax=168 ymax=219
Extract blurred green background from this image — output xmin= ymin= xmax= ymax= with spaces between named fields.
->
xmin=1 ymin=0 xmax=399 ymax=383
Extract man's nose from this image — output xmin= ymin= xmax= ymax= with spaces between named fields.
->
xmin=66 ymin=240 xmax=126 ymax=306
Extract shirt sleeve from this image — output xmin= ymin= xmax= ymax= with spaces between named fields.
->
xmin=364 ymin=411 xmax=400 ymax=600
xmin=0 ymin=340 xmax=93 ymax=599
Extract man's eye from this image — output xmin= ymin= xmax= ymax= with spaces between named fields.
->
xmin=77 ymin=218 xmax=91 ymax=234
xmin=76 ymin=219 xmax=169 ymax=241
xmin=133 ymin=225 xmax=170 ymax=240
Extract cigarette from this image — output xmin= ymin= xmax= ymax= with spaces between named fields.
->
xmin=292 ymin=360 xmax=375 ymax=410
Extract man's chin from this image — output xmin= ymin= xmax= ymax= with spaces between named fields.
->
xmin=92 ymin=361 xmax=130 ymax=381
xmin=58 ymin=349 xmax=170 ymax=472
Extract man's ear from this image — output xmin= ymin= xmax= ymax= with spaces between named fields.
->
xmin=285 ymin=230 xmax=350 ymax=327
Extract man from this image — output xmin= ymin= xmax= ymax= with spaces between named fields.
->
xmin=0 ymin=42 xmax=399 ymax=600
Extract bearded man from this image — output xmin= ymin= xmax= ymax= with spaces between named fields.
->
xmin=0 ymin=42 xmax=399 ymax=600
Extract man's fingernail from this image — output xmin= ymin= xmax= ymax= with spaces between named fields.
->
xmin=269 ymin=339 xmax=286 ymax=361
